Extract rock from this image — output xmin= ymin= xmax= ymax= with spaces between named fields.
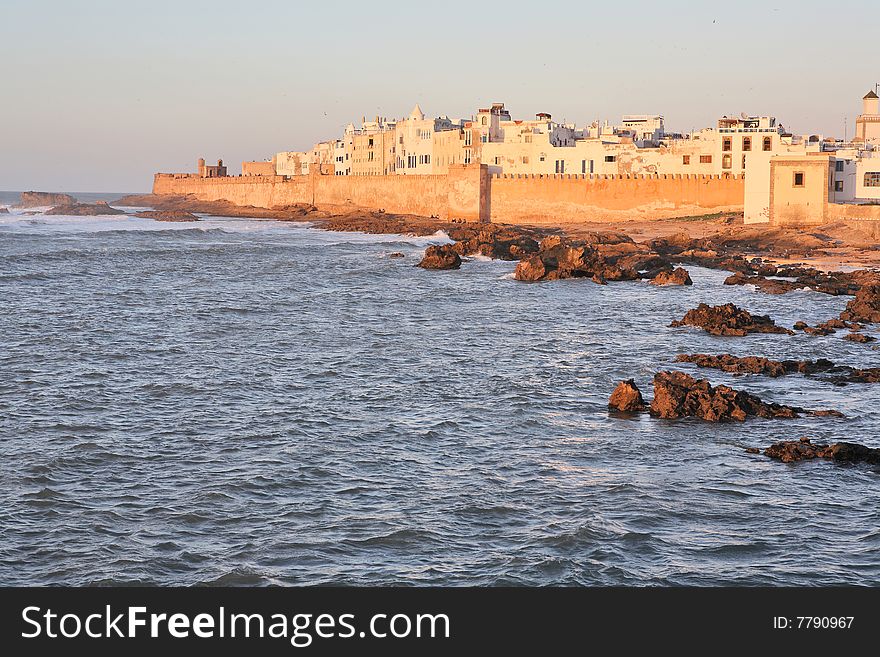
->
xmin=15 ymin=191 xmax=77 ymax=208
xmin=745 ymin=447 xmax=761 ymax=454
xmin=723 ymin=272 xmax=807 ymax=294
xmin=803 ymin=325 xmax=835 ymax=336
xmin=388 ymin=252 xmax=405 ymax=258
xmin=650 ymin=267 xmax=693 ymax=286
xmin=670 ymin=303 xmax=794 ymax=336
xmin=0 ymin=207 xmax=9 ymax=214
xmin=675 ymin=353 xmax=880 ymax=384
xmin=844 ymin=332 xmax=876 ymax=343
xmin=608 ymin=379 xmax=646 ymax=412
xmin=44 ymin=201 xmax=126 ymax=216
xmin=418 ymin=244 xmax=461 ymax=270
xmin=648 ymin=371 xmax=803 ymax=421
xmin=513 ymin=236 xmax=651 ymax=283
xmin=448 ymin=225 xmax=541 ymax=260
xmin=134 ymin=210 xmax=200 ymax=222
xmin=841 ymin=284 xmax=880 ymax=324
xmin=675 ymin=354 xmax=790 ymax=377
xmin=514 ymin=255 xmax=547 ymax=281
xmin=762 ymin=438 xmax=880 ymax=465
xmin=793 ymin=321 xmax=809 ymax=331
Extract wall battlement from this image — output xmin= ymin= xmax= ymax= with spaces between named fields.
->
xmin=152 ymin=165 xmax=744 ymax=224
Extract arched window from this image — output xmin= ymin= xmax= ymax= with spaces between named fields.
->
xmin=742 ymin=137 xmax=751 ymax=151
xmin=763 ymin=136 xmax=772 ymax=151
xmin=481 ymin=116 xmax=488 ymax=126
xmin=722 ymin=154 xmax=732 ymax=169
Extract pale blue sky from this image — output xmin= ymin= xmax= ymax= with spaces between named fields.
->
xmin=1 ymin=0 xmax=877 ymax=192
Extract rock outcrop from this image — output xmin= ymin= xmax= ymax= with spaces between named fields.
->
xmin=844 ymin=332 xmax=876 ymax=343
xmin=650 ymin=267 xmax=693 ymax=286
xmin=134 ymin=210 xmax=200 ymax=222
xmin=648 ymin=371 xmax=802 ymax=421
xmin=759 ymin=438 xmax=880 ymax=465
xmin=514 ymin=236 xmax=644 ymax=283
xmin=608 ymin=380 xmax=646 ymax=412
xmin=15 ymin=191 xmax=77 ymax=208
xmin=675 ymin=353 xmax=880 ymax=384
xmin=448 ymin=225 xmax=541 ymax=260
xmin=670 ymin=303 xmax=794 ymax=336
xmin=44 ymin=201 xmax=126 ymax=216
xmin=418 ymin=244 xmax=461 ymax=270
xmin=723 ymin=273 xmax=806 ymax=295
xmin=840 ymin=284 xmax=880 ymax=324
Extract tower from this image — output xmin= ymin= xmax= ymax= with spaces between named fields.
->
xmin=197 ymin=157 xmax=206 ymax=176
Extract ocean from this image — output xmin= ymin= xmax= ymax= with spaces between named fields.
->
xmin=1 ymin=199 xmax=878 ymax=585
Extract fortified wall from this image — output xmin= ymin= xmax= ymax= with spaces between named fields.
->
xmin=153 ymin=164 xmax=743 ymax=224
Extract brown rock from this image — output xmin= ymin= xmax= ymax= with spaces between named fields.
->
xmin=417 ymin=244 xmax=461 ymax=270
xmin=608 ymin=379 xmax=646 ymax=412
xmin=134 ymin=210 xmax=200 ymax=222
xmin=651 ymin=267 xmax=693 ymax=286
xmin=670 ymin=303 xmax=794 ymax=336
xmin=15 ymin=191 xmax=77 ymax=208
xmin=44 ymin=201 xmax=126 ymax=216
xmin=723 ymin=272 xmax=807 ymax=294
xmin=514 ymin=255 xmax=547 ymax=281
xmin=841 ymin=284 xmax=880 ymax=324
xmin=762 ymin=438 xmax=880 ymax=465
xmin=648 ymin=371 xmax=802 ymax=422
xmin=675 ymin=353 xmax=879 ymax=385
xmin=793 ymin=321 xmax=809 ymax=331
xmin=388 ymin=252 xmax=405 ymax=258
xmin=803 ymin=325 xmax=835 ymax=336
xmin=844 ymin=332 xmax=876 ymax=344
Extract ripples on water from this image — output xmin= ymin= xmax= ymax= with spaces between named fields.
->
xmin=0 ymin=209 xmax=878 ymax=586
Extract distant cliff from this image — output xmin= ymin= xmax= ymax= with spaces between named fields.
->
xmin=16 ymin=191 xmax=77 ymax=208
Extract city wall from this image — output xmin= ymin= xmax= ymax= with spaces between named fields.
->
xmin=487 ymin=173 xmax=744 ymax=224
xmin=153 ymin=166 xmax=743 ymax=224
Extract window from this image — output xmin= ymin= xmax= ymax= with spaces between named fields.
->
xmin=495 ymin=156 xmax=501 ymax=165
xmin=742 ymin=137 xmax=751 ymax=152
xmin=555 ymin=160 xmax=565 ymax=173
xmin=835 ymin=160 xmax=844 ymax=172
xmin=524 ymin=135 xmax=532 ymax=143
xmin=480 ymin=134 xmax=488 ymax=143
xmin=742 ymin=155 xmax=746 ymax=170
xmin=682 ymin=155 xmax=690 ymax=165
xmin=700 ymin=155 xmax=712 ymax=164
xmin=793 ymin=172 xmax=805 ymax=187
xmin=481 ymin=116 xmax=488 ymax=126
xmin=368 ymin=152 xmax=374 ymax=161
xmin=722 ymin=154 xmax=732 ymax=169
xmin=425 ymin=154 xmax=430 ymax=164
xmin=465 ymin=131 xmax=472 ymax=146
xmin=539 ymin=153 xmax=546 ymax=162
xmin=865 ymin=172 xmax=880 ymax=187
xmin=722 ymin=137 xmax=732 ymax=152
xmin=368 ymin=138 xmax=374 ymax=147
xmin=763 ymin=136 xmax=772 ymax=151
xmin=835 ymin=180 xmax=844 ymax=192
xmin=464 ymin=149 xmax=472 ymax=165
xmin=604 ymin=155 xmax=616 ymax=162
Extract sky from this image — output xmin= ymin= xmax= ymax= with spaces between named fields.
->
xmin=1 ymin=0 xmax=878 ymax=192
